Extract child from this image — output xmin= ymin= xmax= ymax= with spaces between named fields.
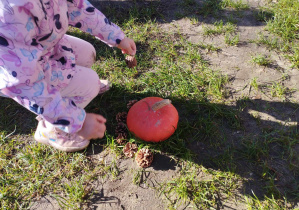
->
xmin=0 ymin=0 xmax=136 ymax=152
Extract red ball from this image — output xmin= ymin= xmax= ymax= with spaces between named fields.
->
xmin=127 ymin=97 xmax=179 ymax=142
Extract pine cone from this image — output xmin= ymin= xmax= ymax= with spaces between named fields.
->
xmin=123 ymin=142 xmax=138 ymax=158
xmin=116 ymin=133 xmax=128 ymax=145
xmin=127 ymin=100 xmax=138 ymax=109
xmin=116 ymin=112 xmax=127 ymax=123
xmin=125 ymin=55 xmax=137 ymax=68
xmin=115 ymin=122 xmax=127 ymax=135
xmin=135 ymin=148 xmax=154 ymax=168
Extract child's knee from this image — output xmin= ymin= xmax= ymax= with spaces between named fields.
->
xmin=82 ymin=42 xmax=96 ymax=67
xmin=88 ymin=70 xmax=101 ymax=97
xmin=87 ymin=42 xmax=96 ymax=63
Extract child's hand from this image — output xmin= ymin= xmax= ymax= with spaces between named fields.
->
xmin=77 ymin=113 xmax=106 ymax=140
xmin=117 ymin=37 xmax=136 ymax=55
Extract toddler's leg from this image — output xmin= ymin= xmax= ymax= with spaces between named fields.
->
xmin=65 ymin=34 xmax=110 ymax=95
xmin=34 ymin=35 xmax=109 ymax=151
xmin=34 ymin=66 xmax=99 ymax=151
xmin=60 ymin=65 xmax=101 ymax=108
xmin=64 ymin=34 xmax=96 ymax=68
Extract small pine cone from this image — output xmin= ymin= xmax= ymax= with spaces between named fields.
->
xmin=117 ymin=138 xmax=127 ymax=145
xmin=116 ymin=112 xmax=127 ymax=123
xmin=115 ymin=122 xmax=127 ymax=135
xmin=116 ymin=133 xmax=127 ymax=145
xmin=123 ymin=142 xmax=138 ymax=158
xmin=135 ymin=148 xmax=154 ymax=168
xmin=125 ymin=55 xmax=137 ymax=68
xmin=117 ymin=132 xmax=128 ymax=140
xmin=127 ymin=100 xmax=138 ymax=109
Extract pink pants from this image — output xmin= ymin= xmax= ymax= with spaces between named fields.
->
xmin=60 ymin=35 xmax=101 ymax=109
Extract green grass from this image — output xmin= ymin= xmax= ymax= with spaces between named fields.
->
xmin=1 ymin=0 xmax=299 ymax=209
xmin=0 ymin=132 xmax=123 ymax=209
xmin=198 ymin=43 xmax=221 ymax=52
xmin=157 ymin=163 xmax=240 ymax=209
xmin=203 ymin=20 xmax=237 ymax=36
xmin=200 ymin=0 xmax=249 ymax=17
xmin=270 ymin=82 xmax=288 ymax=99
xmin=250 ymin=77 xmax=259 ymax=91
xmin=251 ymin=54 xmax=272 ymax=66
xmin=255 ymin=0 xmax=299 ymax=68
xmin=225 ymin=33 xmax=240 ymax=46
xmin=221 ymin=0 xmax=249 ymax=10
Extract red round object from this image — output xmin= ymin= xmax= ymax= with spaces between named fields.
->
xmin=127 ymin=97 xmax=179 ymax=142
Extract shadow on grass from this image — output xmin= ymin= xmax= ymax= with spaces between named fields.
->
xmin=90 ymin=0 xmax=269 ymax=27
xmin=1 ymin=78 xmax=298 ymax=207
xmin=0 ymin=0 xmax=297 ymax=208
xmin=88 ymin=86 xmax=299 ymax=203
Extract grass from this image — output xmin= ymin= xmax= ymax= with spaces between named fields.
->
xmin=0 ymin=0 xmax=299 ymax=209
xmin=225 ymin=33 xmax=240 ymax=46
xmin=203 ymin=20 xmax=237 ymax=36
xmin=221 ymin=0 xmax=249 ymax=10
xmin=198 ymin=43 xmax=221 ymax=52
xmin=157 ymin=163 xmax=240 ymax=209
xmin=255 ymin=0 xmax=299 ymax=68
xmin=200 ymin=0 xmax=249 ymax=17
xmin=0 ymin=131 xmax=123 ymax=209
xmin=250 ymin=77 xmax=259 ymax=91
xmin=251 ymin=54 xmax=272 ymax=66
xmin=270 ymin=82 xmax=288 ymax=99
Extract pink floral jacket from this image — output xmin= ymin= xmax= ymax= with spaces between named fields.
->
xmin=0 ymin=0 xmax=124 ymax=133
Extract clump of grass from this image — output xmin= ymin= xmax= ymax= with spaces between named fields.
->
xmin=0 ymin=133 xmax=120 ymax=209
xmin=200 ymin=0 xmax=248 ymax=17
xmin=198 ymin=43 xmax=221 ymax=52
xmin=250 ymin=77 xmax=259 ymax=91
xmin=287 ymin=48 xmax=299 ymax=68
xmin=254 ymin=34 xmax=281 ymax=50
xmin=245 ymin=194 xmax=291 ymax=209
xmin=266 ymin=0 xmax=299 ymax=42
xmin=254 ymin=8 xmax=274 ymax=22
xmin=225 ymin=33 xmax=240 ymax=46
xmin=200 ymin=0 xmax=223 ymax=17
xmin=221 ymin=0 xmax=249 ymax=10
xmin=189 ymin=16 xmax=199 ymax=25
xmin=203 ymin=20 xmax=237 ymax=36
xmin=158 ymin=164 xmax=240 ymax=209
xmin=270 ymin=82 xmax=288 ymax=99
xmin=254 ymin=0 xmax=299 ymax=68
xmin=251 ymin=54 xmax=272 ymax=66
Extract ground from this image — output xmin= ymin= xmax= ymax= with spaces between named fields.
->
xmin=1 ymin=0 xmax=299 ymax=209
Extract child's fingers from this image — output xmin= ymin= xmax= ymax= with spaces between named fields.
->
xmin=96 ymin=115 xmax=107 ymax=123
xmin=131 ymin=42 xmax=136 ymax=51
xmin=97 ymin=123 xmax=106 ymax=138
xmin=124 ymin=47 xmax=135 ymax=56
xmin=129 ymin=41 xmax=136 ymax=55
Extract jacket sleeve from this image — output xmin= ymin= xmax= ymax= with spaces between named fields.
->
xmin=67 ymin=0 xmax=125 ymax=47
xmin=0 ymin=4 xmax=86 ymax=134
